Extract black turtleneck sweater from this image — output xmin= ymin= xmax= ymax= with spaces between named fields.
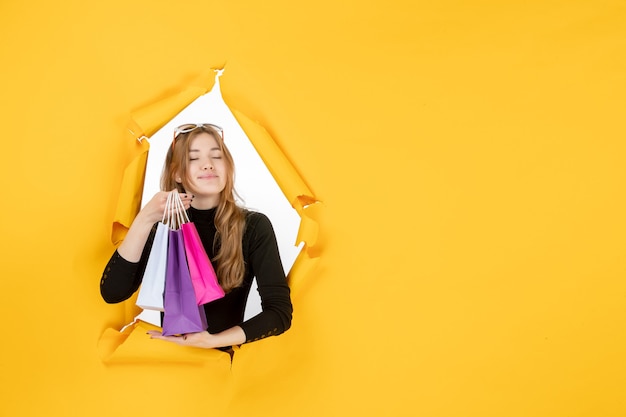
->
xmin=100 ymin=207 xmax=292 ymax=344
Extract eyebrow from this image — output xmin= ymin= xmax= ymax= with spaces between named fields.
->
xmin=189 ymin=148 xmax=221 ymax=152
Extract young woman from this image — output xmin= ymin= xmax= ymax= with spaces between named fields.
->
xmin=100 ymin=123 xmax=292 ymax=351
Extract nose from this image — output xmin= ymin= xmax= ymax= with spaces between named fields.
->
xmin=202 ymin=162 xmax=214 ymax=170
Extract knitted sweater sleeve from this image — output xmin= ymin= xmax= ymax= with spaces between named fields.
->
xmin=100 ymin=225 xmax=157 ymax=303
xmin=239 ymin=213 xmax=293 ymax=343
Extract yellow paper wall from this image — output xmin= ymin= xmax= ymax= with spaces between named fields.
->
xmin=1 ymin=1 xmax=625 ymax=416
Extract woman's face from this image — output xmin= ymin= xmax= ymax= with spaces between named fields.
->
xmin=183 ymin=132 xmax=228 ymax=208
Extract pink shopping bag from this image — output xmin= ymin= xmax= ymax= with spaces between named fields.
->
xmin=181 ymin=222 xmax=225 ymax=305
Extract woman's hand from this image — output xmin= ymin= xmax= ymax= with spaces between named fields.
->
xmin=117 ymin=190 xmax=193 ymax=262
xmin=146 ymin=326 xmax=246 ymax=349
xmin=137 ymin=190 xmax=194 ymax=225
xmin=147 ymin=330 xmax=215 ymax=349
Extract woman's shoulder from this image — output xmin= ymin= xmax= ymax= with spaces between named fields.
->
xmin=242 ymin=210 xmax=279 ymax=253
xmin=244 ymin=209 xmax=273 ymax=229
xmin=243 ymin=210 xmax=278 ymax=240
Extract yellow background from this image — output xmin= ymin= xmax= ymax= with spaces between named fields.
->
xmin=1 ymin=1 xmax=625 ymax=416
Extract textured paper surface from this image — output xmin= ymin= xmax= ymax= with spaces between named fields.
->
xmin=1 ymin=1 xmax=626 ymax=416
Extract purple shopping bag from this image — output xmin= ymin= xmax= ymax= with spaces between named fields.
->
xmin=181 ymin=222 xmax=225 ymax=305
xmin=162 ymin=229 xmax=208 ymax=336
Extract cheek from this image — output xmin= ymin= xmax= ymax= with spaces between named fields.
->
xmin=216 ymin=160 xmax=228 ymax=174
xmin=218 ymin=165 xmax=229 ymax=187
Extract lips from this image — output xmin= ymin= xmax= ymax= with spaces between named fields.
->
xmin=198 ymin=174 xmax=217 ymax=179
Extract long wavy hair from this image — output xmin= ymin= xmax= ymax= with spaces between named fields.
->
xmin=161 ymin=125 xmax=245 ymax=292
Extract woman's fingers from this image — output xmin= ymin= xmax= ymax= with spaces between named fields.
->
xmin=147 ymin=331 xmax=210 ymax=348
xmin=179 ymin=193 xmax=193 ymax=209
xmin=140 ymin=190 xmax=193 ymax=223
xmin=147 ymin=330 xmax=185 ymax=344
xmin=160 ymin=191 xmax=193 ymax=210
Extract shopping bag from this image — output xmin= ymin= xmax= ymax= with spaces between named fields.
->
xmin=136 ymin=192 xmax=174 ymax=311
xmin=162 ymin=191 xmax=208 ymax=336
xmin=162 ymin=227 xmax=208 ymax=335
xmin=182 ymin=222 xmax=225 ymax=305
xmin=135 ymin=222 xmax=169 ymax=311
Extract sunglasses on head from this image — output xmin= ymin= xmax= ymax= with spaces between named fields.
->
xmin=173 ymin=123 xmax=224 ymax=140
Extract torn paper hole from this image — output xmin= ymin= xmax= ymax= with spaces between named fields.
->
xmin=137 ymin=73 xmax=303 ymax=326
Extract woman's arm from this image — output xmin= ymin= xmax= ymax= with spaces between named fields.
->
xmin=100 ymin=191 xmax=193 ymax=303
xmin=238 ymin=212 xmax=293 ymax=343
xmin=148 ymin=325 xmax=246 ymax=348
